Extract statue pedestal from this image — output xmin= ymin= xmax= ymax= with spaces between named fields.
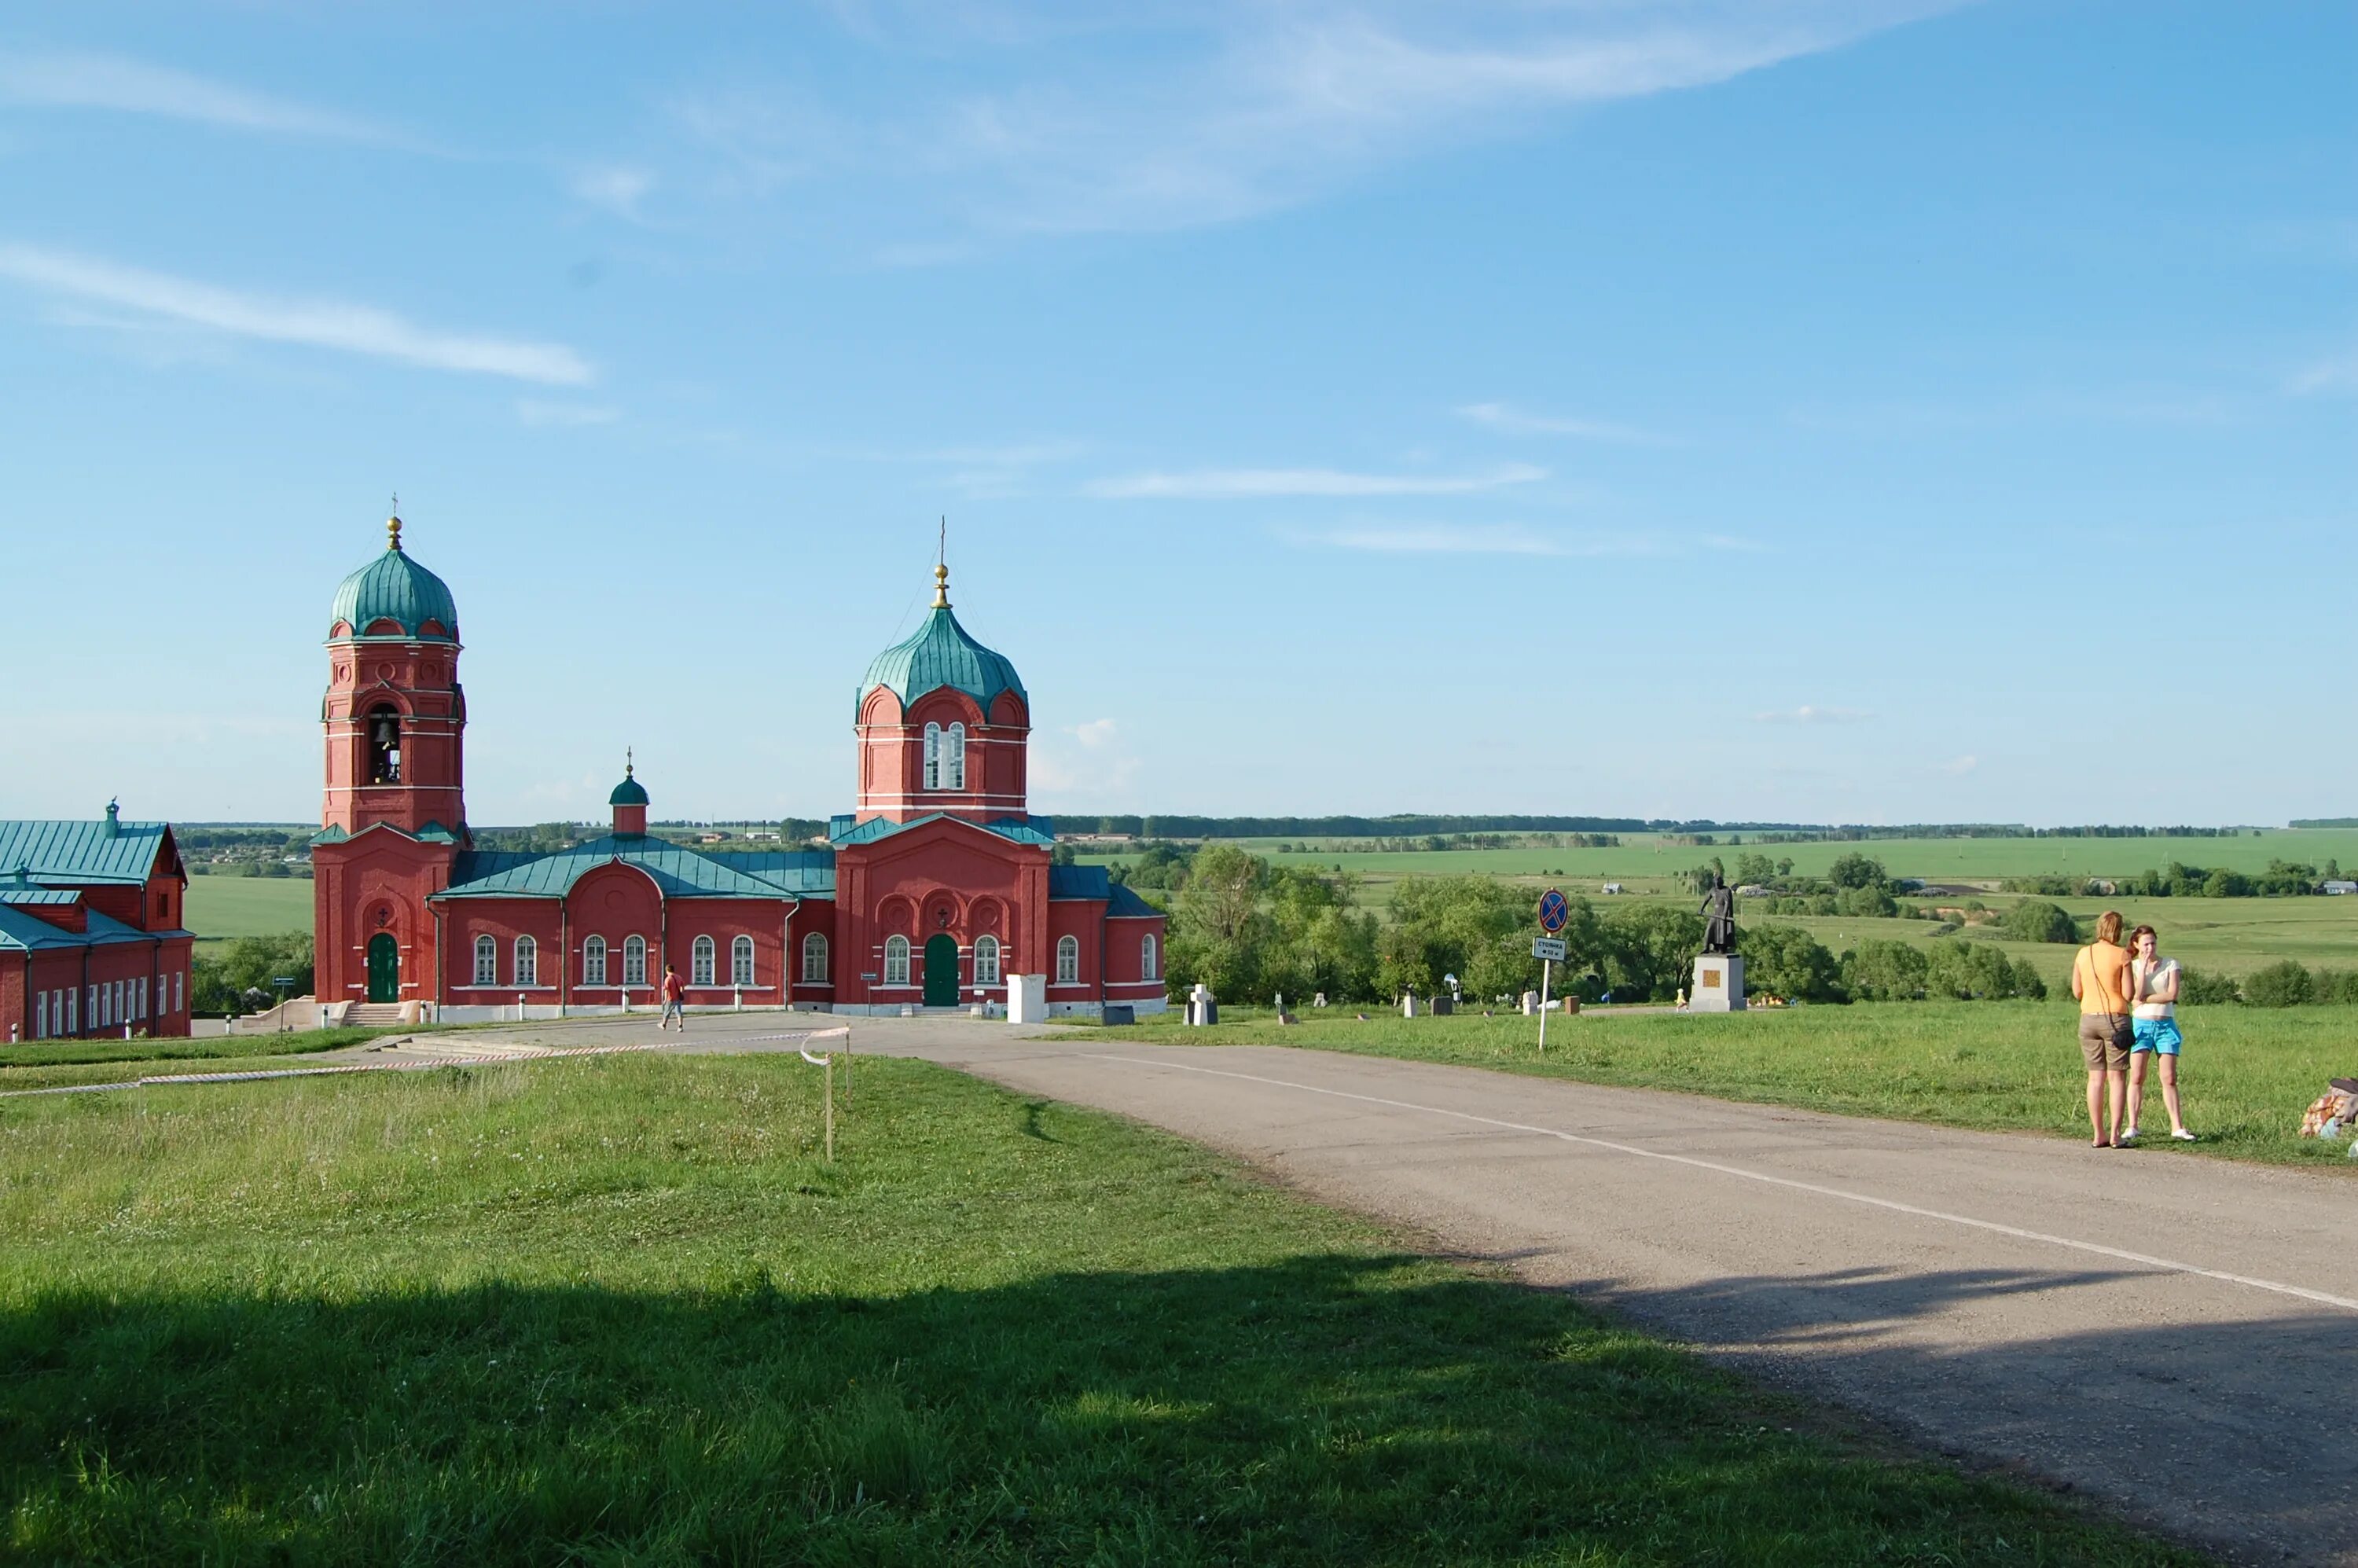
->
xmin=1691 ymin=955 xmax=1745 ymax=1013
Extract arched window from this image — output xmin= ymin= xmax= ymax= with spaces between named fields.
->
xmin=1056 ymin=935 xmax=1080 ymax=985
xmin=923 ymin=722 xmax=942 ymax=789
xmin=974 ymin=934 xmax=1001 ymax=986
xmin=732 ymin=935 xmax=755 ymax=987
xmin=623 ymin=935 xmax=647 ymax=987
xmin=692 ymin=935 xmax=716 ymax=986
xmin=801 ymin=931 xmax=829 ymax=983
xmin=515 ymin=935 xmax=538 ymax=986
xmin=1141 ymin=933 xmax=1159 ymax=982
xmin=946 ymin=722 xmax=966 ymax=790
xmin=366 ymin=704 xmax=402 ymax=784
xmin=474 ymin=935 xmax=498 ymax=986
xmin=883 ymin=935 xmax=911 ymax=986
xmin=583 ymin=935 xmax=608 ymax=986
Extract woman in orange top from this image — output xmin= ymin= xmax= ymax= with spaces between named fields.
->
xmin=2070 ymin=910 xmax=2135 ymax=1148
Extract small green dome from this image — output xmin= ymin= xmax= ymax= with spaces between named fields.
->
xmin=609 ymin=769 xmax=648 ymax=807
xmin=329 ymin=516 xmax=459 ymax=641
xmin=859 ymin=602 xmax=1027 ymax=718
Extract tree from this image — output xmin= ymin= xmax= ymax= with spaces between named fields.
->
xmin=2003 ymin=899 xmax=2079 ymax=945
xmin=1598 ymin=904 xmax=1705 ymax=1001
xmin=189 ymin=931 xmax=315 ymax=1015
xmin=1842 ymin=941 xmax=1927 ymax=1001
xmin=2241 ymin=960 xmax=2316 ymax=1007
xmin=1732 ymin=852 xmax=1778 ymax=887
xmin=1826 ymin=852 xmax=1889 ymax=890
xmin=1739 ymin=924 xmax=1842 ymax=1001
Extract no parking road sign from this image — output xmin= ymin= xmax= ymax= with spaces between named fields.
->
xmin=1537 ymin=888 xmax=1570 ymax=933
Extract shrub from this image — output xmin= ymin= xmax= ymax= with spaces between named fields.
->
xmin=2003 ymin=899 xmax=2079 ymax=945
xmin=1923 ymin=939 xmax=2044 ymax=1001
xmin=1738 ymin=924 xmax=1844 ymax=1002
xmin=1842 ymin=941 xmax=1928 ymax=1001
xmin=1836 ymin=884 xmax=1897 ymax=919
xmin=2176 ymin=968 xmax=2241 ymax=1005
xmin=1827 ymin=853 xmax=1889 ymax=890
xmin=2240 ymin=960 xmax=2315 ymax=1008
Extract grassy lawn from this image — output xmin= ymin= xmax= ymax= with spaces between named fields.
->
xmin=0 ymin=1026 xmax=462 ymax=1092
xmin=0 ymin=1056 xmax=2192 ymax=1565
xmin=182 ymin=876 xmax=314 ymax=945
xmin=1127 ymin=1002 xmax=2358 ymax=1170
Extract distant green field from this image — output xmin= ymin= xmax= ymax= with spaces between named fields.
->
xmin=182 ymin=876 xmax=314 ymax=944
xmin=1098 ymin=828 xmax=2358 ymax=886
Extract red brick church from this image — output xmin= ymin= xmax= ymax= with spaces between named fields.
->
xmin=311 ymin=513 xmax=1166 ymax=1022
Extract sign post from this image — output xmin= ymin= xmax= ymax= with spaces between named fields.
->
xmin=1535 ymin=889 xmax=1570 ymax=1052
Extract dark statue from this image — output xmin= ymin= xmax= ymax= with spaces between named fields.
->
xmin=1699 ymin=873 xmax=1737 ymax=956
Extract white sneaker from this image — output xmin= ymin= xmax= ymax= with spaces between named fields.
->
xmin=2171 ymin=1129 xmax=2196 ymax=1141
xmin=2118 ymin=1128 xmax=2139 ymax=1144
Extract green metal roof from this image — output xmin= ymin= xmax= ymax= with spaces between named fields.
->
xmin=0 ymin=903 xmax=187 ymax=953
xmin=608 ymin=772 xmax=649 ymax=807
xmin=827 ymin=813 xmax=1056 ymax=849
xmin=311 ymin=821 xmax=461 ymax=846
xmin=0 ymin=813 xmax=174 ymax=887
xmin=435 ymin=835 xmax=806 ymax=902
xmin=329 ymin=528 xmax=459 ymax=642
xmin=858 ymin=605 xmax=1025 ymax=717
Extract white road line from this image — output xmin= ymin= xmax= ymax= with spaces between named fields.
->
xmin=1074 ymin=1051 xmax=2358 ymax=1317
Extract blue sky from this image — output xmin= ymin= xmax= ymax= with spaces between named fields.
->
xmin=1 ymin=2 xmax=2350 ymax=828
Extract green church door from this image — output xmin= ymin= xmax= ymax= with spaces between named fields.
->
xmin=922 ymin=934 xmax=960 ymax=1008
xmin=367 ymin=933 xmax=399 ymax=1004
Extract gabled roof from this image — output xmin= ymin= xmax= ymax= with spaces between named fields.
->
xmin=1104 ymin=883 xmax=1163 ymax=919
xmin=312 ymin=821 xmax=462 ymax=846
xmin=0 ymin=902 xmax=187 ymax=953
xmin=828 ymin=813 xmax=1056 ymax=850
xmin=0 ymin=817 xmax=173 ymax=887
xmin=858 ymin=604 xmax=1026 ymax=717
xmin=722 ymin=850 xmax=838 ymax=898
xmin=435 ymin=835 xmax=803 ymax=902
xmin=1049 ymin=864 xmax=1110 ymax=900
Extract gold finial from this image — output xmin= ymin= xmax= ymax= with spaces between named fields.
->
xmin=387 ymin=494 xmax=403 ymax=553
xmin=625 ymin=746 xmax=634 ymax=778
xmin=932 ymin=516 xmax=950 ymax=607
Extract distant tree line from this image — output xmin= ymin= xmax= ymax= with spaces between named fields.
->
xmin=2000 ymin=858 xmax=2341 ymax=898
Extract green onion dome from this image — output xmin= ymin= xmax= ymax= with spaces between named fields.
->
xmin=329 ymin=514 xmax=459 ymax=641
xmin=858 ymin=564 xmax=1026 ymax=716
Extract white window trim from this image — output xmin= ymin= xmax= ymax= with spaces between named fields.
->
xmin=923 ymin=722 xmax=942 ymax=790
xmin=801 ymin=931 xmax=829 ymax=983
xmin=732 ymin=935 xmax=755 ymax=987
xmin=946 ymin=722 xmax=966 ymax=790
xmin=474 ymin=935 xmax=498 ymax=986
xmin=623 ymin=935 xmax=648 ymax=987
xmin=1141 ymin=933 xmax=1158 ymax=982
xmin=975 ymin=934 xmax=1001 ymax=986
xmin=584 ymin=935 xmax=608 ymax=987
xmin=1056 ymin=935 xmax=1080 ymax=985
xmin=515 ymin=935 xmax=538 ymax=988
xmin=883 ymin=934 xmax=911 ymax=987
xmin=692 ymin=935 xmax=717 ymax=986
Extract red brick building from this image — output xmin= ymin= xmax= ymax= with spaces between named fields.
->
xmin=0 ymin=805 xmax=195 ymax=1043
xmin=312 ymin=516 xmax=1166 ymax=1022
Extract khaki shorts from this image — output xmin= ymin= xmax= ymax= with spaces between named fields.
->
xmin=2079 ymin=1012 xmax=2132 ymax=1072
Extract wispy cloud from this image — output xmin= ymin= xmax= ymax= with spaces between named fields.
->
xmin=573 ymin=164 xmax=656 ymax=219
xmin=2290 ymin=350 xmax=2358 ymax=395
xmin=1088 ymin=463 xmax=1544 ymax=499
xmin=0 ymin=50 xmax=407 ymax=145
xmin=664 ymin=2 xmax=1961 ymax=241
xmin=0 ymin=244 xmax=595 ymax=385
xmin=1304 ymin=523 xmax=1636 ymax=556
xmin=1941 ymin=754 xmax=1979 ymax=775
xmin=1069 ymin=718 xmax=1119 ymax=749
xmin=1457 ymin=401 xmax=1668 ymax=444
xmin=1754 ymin=705 xmax=1873 ymax=725
xmin=517 ymin=399 xmax=620 ymax=426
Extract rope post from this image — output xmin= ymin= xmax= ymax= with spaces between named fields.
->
xmin=824 ymin=1055 xmax=835 ymax=1163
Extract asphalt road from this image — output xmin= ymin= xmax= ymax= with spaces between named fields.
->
xmin=849 ymin=1025 xmax=2358 ymax=1567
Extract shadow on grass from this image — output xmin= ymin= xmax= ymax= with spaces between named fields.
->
xmin=0 ymin=1255 xmax=2195 ymax=1566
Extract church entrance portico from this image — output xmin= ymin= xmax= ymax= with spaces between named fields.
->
xmin=922 ymin=933 xmax=960 ymax=1007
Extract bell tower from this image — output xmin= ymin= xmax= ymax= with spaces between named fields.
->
xmin=321 ymin=510 xmax=468 ymax=837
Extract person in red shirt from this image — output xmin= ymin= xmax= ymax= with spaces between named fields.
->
xmin=659 ymin=964 xmax=687 ymax=1032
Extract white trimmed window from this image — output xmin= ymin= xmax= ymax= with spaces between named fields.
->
xmin=515 ymin=935 xmax=538 ymax=987
xmin=623 ymin=935 xmax=647 ymax=987
xmin=924 ymin=722 xmax=942 ymax=789
xmin=974 ymin=934 xmax=1001 ymax=986
xmin=732 ymin=935 xmax=755 ymax=987
xmin=584 ymin=935 xmax=608 ymax=986
xmin=692 ymin=935 xmax=716 ymax=986
xmin=474 ymin=935 xmax=498 ymax=985
xmin=67 ymin=990 xmax=77 ymax=1032
xmin=35 ymin=991 xmax=46 ymax=1039
xmin=174 ymin=971 xmax=182 ymax=1014
xmin=883 ymin=935 xmax=910 ymax=986
xmin=946 ymin=722 xmax=966 ymax=790
xmin=1141 ymin=934 xmax=1158 ymax=982
xmin=1056 ymin=935 xmax=1080 ymax=985
xmin=801 ymin=931 xmax=828 ymax=983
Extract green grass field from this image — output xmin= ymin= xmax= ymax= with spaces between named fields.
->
xmin=0 ymin=1054 xmax=2191 ymax=1564
xmin=182 ymin=875 xmax=313 ymax=944
xmin=1131 ymin=1002 xmax=2358 ymax=1167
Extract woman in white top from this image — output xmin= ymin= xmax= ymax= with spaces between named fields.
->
xmin=2125 ymin=924 xmax=2193 ymax=1142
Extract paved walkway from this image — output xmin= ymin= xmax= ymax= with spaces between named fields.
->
xmin=43 ymin=1011 xmax=2358 ymax=1562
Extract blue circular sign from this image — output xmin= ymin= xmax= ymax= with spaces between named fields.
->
xmin=1537 ymin=888 xmax=1570 ymax=933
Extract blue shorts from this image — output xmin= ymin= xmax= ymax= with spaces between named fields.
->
xmin=2132 ymin=1017 xmax=2182 ymax=1056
